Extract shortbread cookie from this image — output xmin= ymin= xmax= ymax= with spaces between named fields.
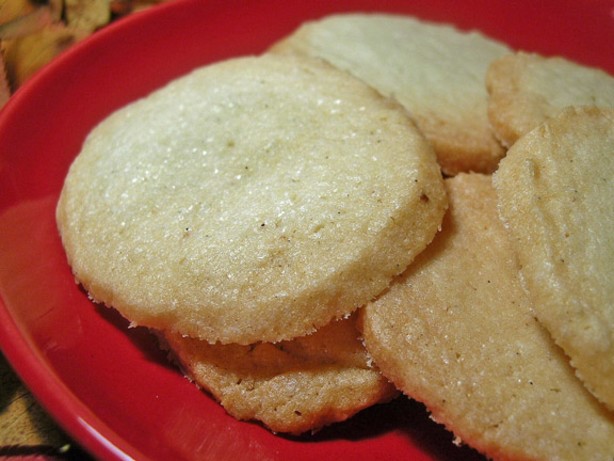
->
xmin=360 ymin=173 xmax=614 ymax=460
xmin=162 ymin=313 xmax=397 ymax=435
xmin=271 ymin=13 xmax=511 ymax=175
xmin=486 ymin=52 xmax=614 ymax=146
xmin=57 ymin=53 xmax=447 ymax=345
xmin=493 ymin=107 xmax=614 ymax=411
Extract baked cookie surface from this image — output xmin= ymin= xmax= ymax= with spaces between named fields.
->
xmin=271 ymin=13 xmax=510 ymax=175
xmin=162 ymin=313 xmax=397 ymax=435
xmin=494 ymin=106 xmax=614 ymax=411
xmin=486 ymin=52 xmax=614 ymax=146
xmin=360 ymin=173 xmax=614 ymax=460
xmin=56 ymin=53 xmax=446 ymax=344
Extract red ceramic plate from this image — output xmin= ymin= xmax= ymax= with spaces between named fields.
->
xmin=0 ymin=0 xmax=612 ymax=459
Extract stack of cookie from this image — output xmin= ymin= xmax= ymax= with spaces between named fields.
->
xmin=56 ymin=12 xmax=614 ymax=459
xmin=56 ymin=52 xmax=448 ymax=435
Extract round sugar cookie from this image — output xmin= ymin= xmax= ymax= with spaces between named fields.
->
xmin=271 ymin=13 xmax=511 ymax=175
xmin=56 ymin=53 xmax=447 ymax=345
xmin=360 ymin=173 xmax=614 ymax=460
xmin=161 ymin=313 xmax=398 ymax=435
xmin=493 ymin=106 xmax=614 ymax=410
xmin=486 ymin=52 xmax=614 ymax=147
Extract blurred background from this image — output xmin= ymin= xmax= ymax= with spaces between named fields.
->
xmin=0 ymin=0 xmax=174 ymax=108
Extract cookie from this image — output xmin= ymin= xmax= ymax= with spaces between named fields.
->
xmin=486 ymin=52 xmax=614 ymax=147
xmin=161 ymin=313 xmax=397 ymax=435
xmin=271 ymin=13 xmax=511 ymax=175
xmin=360 ymin=173 xmax=614 ymax=460
xmin=56 ymin=53 xmax=447 ymax=345
xmin=493 ymin=106 xmax=614 ymax=411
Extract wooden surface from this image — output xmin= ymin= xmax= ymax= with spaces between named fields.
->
xmin=0 ymin=353 xmax=92 ymax=459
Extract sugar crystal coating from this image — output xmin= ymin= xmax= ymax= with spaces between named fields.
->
xmin=57 ymin=54 xmax=447 ymax=344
